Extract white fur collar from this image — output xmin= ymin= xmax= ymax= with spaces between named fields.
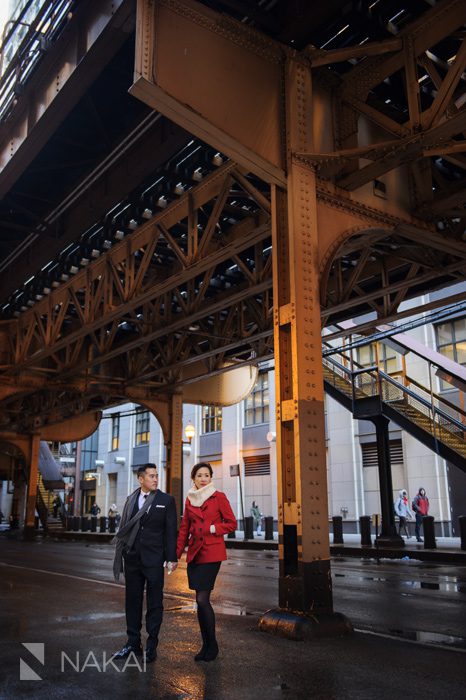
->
xmin=187 ymin=482 xmax=216 ymax=507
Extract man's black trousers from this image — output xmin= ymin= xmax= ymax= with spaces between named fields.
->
xmin=123 ymin=550 xmax=164 ymax=648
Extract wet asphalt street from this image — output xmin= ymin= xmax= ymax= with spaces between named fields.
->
xmin=1 ymin=536 xmax=466 ymax=699
xmin=1 ymin=537 xmax=465 ymax=644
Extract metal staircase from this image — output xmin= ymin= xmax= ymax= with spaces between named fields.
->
xmin=323 ymin=349 xmax=466 ymax=471
xmin=36 ymin=474 xmax=64 ymax=532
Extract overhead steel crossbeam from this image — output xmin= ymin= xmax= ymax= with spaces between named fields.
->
xmin=320 ymin=227 xmax=466 ymax=326
xmin=300 ymin=0 xmax=466 ymax=222
xmin=0 ymin=160 xmax=273 ymax=430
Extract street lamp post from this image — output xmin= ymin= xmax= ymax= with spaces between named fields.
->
xmin=180 ymin=421 xmax=196 ymax=516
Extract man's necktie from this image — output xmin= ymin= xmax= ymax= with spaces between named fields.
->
xmin=140 ymin=493 xmax=148 ymax=509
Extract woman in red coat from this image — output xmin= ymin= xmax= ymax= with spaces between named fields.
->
xmin=176 ymin=461 xmax=237 ymax=661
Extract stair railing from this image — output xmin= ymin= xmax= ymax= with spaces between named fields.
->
xmin=323 ymin=348 xmax=465 ymax=453
xmin=36 ymin=489 xmax=48 ymax=530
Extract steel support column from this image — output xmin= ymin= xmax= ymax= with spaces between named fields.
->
xmin=273 ymin=59 xmax=333 ymax=613
xmin=25 ymin=434 xmax=40 ymax=534
xmin=166 ymin=393 xmax=183 ymax=518
xmin=372 ymin=416 xmax=404 ymax=547
xmin=260 ymin=60 xmax=351 ymax=639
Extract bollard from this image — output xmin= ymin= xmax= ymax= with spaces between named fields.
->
xmin=332 ymin=516 xmax=344 ymax=544
xmin=100 ymin=516 xmax=107 ymax=533
xmin=108 ymin=516 xmax=116 ymax=534
xmin=244 ymin=516 xmax=254 ymax=539
xmin=81 ymin=517 xmax=90 ymax=532
xmin=264 ymin=516 xmax=274 ymax=540
xmin=459 ymin=516 xmax=466 ymax=551
xmin=423 ymin=515 xmax=436 ymax=549
xmin=90 ymin=516 xmax=97 ymax=533
xmin=72 ymin=516 xmax=80 ymax=532
xmin=359 ymin=515 xmax=372 ymax=546
xmin=65 ymin=517 xmax=73 ymax=531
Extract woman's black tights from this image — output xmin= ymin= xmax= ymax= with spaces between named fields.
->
xmin=195 ymin=590 xmax=218 ymax=660
xmin=196 ymin=590 xmax=215 ymax=643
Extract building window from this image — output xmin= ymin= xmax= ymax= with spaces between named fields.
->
xmin=135 ymin=408 xmax=150 ymax=445
xmin=111 ymin=413 xmax=120 ymax=451
xmin=436 ymin=317 xmax=466 ymax=389
xmin=202 ymin=406 xmax=222 ymax=433
xmin=108 ymin=473 xmax=117 ymax=507
xmin=356 ymin=342 xmax=398 ymax=375
xmin=244 ymin=372 xmax=269 ymax=426
xmin=244 ymin=454 xmax=270 ymax=476
xmin=80 ymin=432 xmax=98 ymax=471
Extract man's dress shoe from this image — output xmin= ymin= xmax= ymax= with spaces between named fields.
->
xmin=145 ymin=639 xmax=157 ymax=663
xmin=112 ymin=644 xmax=143 ymax=660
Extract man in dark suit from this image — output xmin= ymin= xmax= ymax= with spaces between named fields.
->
xmin=112 ymin=463 xmax=178 ymax=662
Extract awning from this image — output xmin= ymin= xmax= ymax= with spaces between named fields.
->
xmin=39 ymin=442 xmax=65 ymax=490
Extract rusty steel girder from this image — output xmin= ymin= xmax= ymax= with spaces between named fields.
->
xmin=0 ymin=161 xmax=273 ymax=432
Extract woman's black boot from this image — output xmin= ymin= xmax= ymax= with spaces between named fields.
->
xmin=194 ymin=611 xmax=208 ymax=661
xmin=203 ymin=640 xmax=219 ymax=662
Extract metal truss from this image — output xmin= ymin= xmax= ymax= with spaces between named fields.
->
xmin=0 ymin=161 xmax=273 ymax=431
xmin=302 ymin=0 xmax=466 ymax=225
xmin=321 ymin=227 xmax=466 ymax=326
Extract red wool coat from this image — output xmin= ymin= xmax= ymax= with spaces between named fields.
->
xmin=176 ymin=490 xmax=237 ymax=564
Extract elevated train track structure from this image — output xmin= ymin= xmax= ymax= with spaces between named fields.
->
xmin=0 ymin=0 xmax=465 ymax=627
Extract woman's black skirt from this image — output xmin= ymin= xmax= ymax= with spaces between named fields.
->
xmin=187 ymin=561 xmax=221 ymax=591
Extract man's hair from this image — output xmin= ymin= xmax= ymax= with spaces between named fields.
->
xmin=137 ymin=463 xmax=158 ymax=478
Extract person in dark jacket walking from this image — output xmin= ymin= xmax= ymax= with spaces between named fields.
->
xmin=90 ymin=502 xmax=101 ymax=517
xmin=53 ymin=496 xmax=61 ymax=518
xmin=112 ymin=463 xmax=178 ymax=663
xmin=412 ymin=487 xmax=429 ymax=542
xmin=176 ymin=462 xmax=237 ymax=662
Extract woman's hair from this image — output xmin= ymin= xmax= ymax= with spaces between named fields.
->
xmin=191 ymin=461 xmax=213 ymax=480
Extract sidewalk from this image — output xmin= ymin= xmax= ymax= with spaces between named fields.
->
xmin=330 ymin=533 xmax=466 ymax=564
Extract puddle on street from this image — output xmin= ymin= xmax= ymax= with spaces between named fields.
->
xmin=387 ymin=628 xmax=466 ymax=650
xmin=362 ymin=576 xmax=387 ymax=582
xmin=399 ymin=580 xmax=465 ymax=593
xmin=167 ymin=602 xmax=255 ymax=616
xmin=214 ymin=604 xmax=255 ymax=615
xmin=334 ymin=570 xmax=466 ymax=593
xmin=55 ymin=612 xmax=124 ymax=622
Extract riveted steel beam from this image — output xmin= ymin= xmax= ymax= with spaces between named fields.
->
xmin=131 ymin=0 xmax=286 ymax=186
xmin=272 ymin=58 xmax=334 ymax=616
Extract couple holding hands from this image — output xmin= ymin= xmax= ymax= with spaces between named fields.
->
xmin=112 ymin=461 xmax=236 ymax=663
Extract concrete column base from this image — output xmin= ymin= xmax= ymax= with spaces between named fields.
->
xmin=259 ymin=609 xmax=353 ymax=641
xmin=375 ymin=534 xmax=405 ymax=548
xmin=22 ymin=525 xmax=39 ymax=540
